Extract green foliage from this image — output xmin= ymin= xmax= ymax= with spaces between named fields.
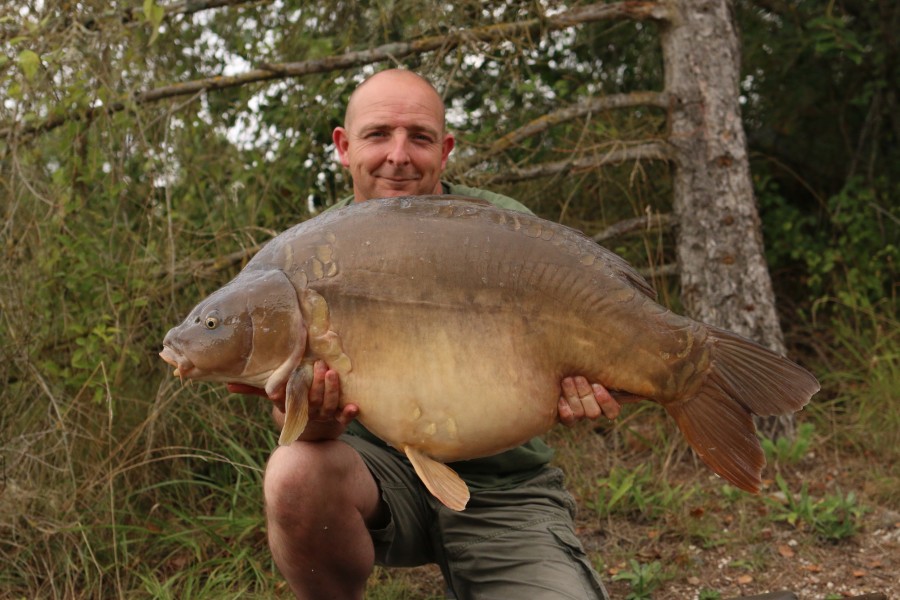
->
xmin=761 ymin=422 xmax=815 ymax=466
xmin=806 ymin=297 xmax=899 ymax=504
xmin=758 ymin=176 xmax=898 ymax=305
xmin=17 ymin=49 xmax=41 ymax=80
xmin=588 ymin=464 xmax=697 ymax=522
xmin=142 ymin=0 xmax=166 ymax=45
xmin=698 ymin=590 xmax=722 ymax=600
xmin=768 ymin=473 xmax=868 ymax=542
xmin=611 ymin=559 xmax=666 ymax=600
xmin=740 ymin=0 xmax=898 ymax=308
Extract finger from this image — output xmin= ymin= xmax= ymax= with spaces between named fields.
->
xmin=334 ymin=403 xmax=359 ymax=427
xmin=574 ymin=377 xmax=603 ymax=420
xmin=320 ymin=366 xmax=341 ymax=415
xmin=271 ymin=404 xmax=286 ymax=428
xmin=558 ymin=395 xmax=576 ymax=427
xmin=308 ymin=360 xmax=328 ymax=407
xmin=592 ymin=383 xmax=621 ymax=420
xmin=560 ymin=377 xmax=585 ymax=419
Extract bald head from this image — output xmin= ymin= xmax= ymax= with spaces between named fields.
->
xmin=344 ymin=69 xmax=447 ymax=131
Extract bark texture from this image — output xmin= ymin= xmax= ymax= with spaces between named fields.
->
xmin=660 ymin=0 xmax=793 ymax=438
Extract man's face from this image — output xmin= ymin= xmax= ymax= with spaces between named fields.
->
xmin=333 ymin=72 xmax=455 ymax=202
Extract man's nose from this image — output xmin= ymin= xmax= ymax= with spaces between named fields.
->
xmin=386 ymin=134 xmax=411 ymax=165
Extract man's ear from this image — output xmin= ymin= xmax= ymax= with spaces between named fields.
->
xmin=333 ymin=127 xmax=351 ymax=167
xmin=440 ymin=132 xmax=455 ymax=169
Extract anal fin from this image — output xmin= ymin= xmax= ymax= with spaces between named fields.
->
xmin=278 ymin=362 xmax=314 ymax=446
xmin=403 ymin=446 xmax=470 ymax=511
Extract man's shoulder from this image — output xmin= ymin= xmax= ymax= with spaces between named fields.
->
xmin=445 ymin=183 xmax=533 ymax=215
xmin=327 ymin=195 xmax=354 ymax=211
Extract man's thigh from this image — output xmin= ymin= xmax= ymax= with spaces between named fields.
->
xmin=340 ymin=434 xmax=439 ymax=567
xmin=343 ymin=435 xmax=609 ymax=599
xmin=436 ymin=468 xmax=610 ymax=600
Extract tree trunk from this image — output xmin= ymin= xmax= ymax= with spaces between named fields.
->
xmin=660 ymin=0 xmax=794 ymax=439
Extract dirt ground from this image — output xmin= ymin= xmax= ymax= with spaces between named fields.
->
xmin=577 ymin=432 xmax=899 ymax=600
xmin=589 ymin=488 xmax=899 ymax=599
xmin=372 ymin=426 xmax=899 ymax=600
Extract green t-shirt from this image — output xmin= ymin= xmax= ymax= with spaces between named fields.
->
xmin=328 ymin=183 xmax=555 ymax=490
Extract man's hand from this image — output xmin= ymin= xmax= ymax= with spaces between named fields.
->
xmin=227 ymin=360 xmax=358 ymax=440
xmin=558 ymin=376 xmax=620 ymax=426
xmin=304 ymin=360 xmax=358 ymax=433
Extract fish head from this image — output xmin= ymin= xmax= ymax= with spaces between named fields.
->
xmin=160 ymin=269 xmax=306 ymax=393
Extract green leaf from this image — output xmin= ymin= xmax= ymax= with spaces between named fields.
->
xmin=143 ymin=0 xmax=165 ymax=45
xmin=18 ymin=49 xmax=41 ymax=80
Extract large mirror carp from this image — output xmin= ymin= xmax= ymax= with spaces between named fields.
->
xmin=160 ymin=196 xmax=819 ymax=510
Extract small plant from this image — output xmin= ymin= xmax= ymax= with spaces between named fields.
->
xmin=811 ymin=490 xmax=868 ymax=541
xmin=698 ymin=589 xmax=722 ymax=600
xmin=588 ymin=464 xmax=696 ymax=521
xmin=761 ymin=422 xmax=815 ymax=466
xmin=768 ymin=473 xmax=868 ymax=541
xmin=611 ymin=559 xmax=665 ymax=600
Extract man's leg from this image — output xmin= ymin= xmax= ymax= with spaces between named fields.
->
xmin=264 ymin=440 xmax=385 ymax=599
xmin=435 ymin=467 xmax=610 ymax=600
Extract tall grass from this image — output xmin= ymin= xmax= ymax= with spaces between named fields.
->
xmin=804 ymin=295 xmax=900 ymax=504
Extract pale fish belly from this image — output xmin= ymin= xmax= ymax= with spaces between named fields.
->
xmin=333 ymin=307 xmax=561 ymax=462
xmin=345 ymin=372 xmax=559 ymax=462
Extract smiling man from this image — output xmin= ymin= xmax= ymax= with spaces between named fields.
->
xmin=260 ymin=69 xmax=618 ymax=600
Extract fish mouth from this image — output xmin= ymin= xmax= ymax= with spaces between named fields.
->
xmin=159 ymin=346 xmax=195 ymax=380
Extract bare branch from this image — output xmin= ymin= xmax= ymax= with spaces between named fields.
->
xmin=637 ymin=262 xmax=678 ymax=278
xmin=451 ymin=91 xmax=671 ymax=175
xmin=162 ymin=243 xmax=263 ymax=294
xmin=482 ymin=141 xmax=674 ymax=184
xmin=97 ymin=0 xmax=264 ymax=26
xmin=0 ymin=1 xmax=672 ymax=143
xmin=592 ymin=212 xmax=675 ymax=243
xmin=1 ymin=0 xmax=267 ymax=43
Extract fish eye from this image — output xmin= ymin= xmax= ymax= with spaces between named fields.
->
xmin=204 ymin=315 xmax=220 ymax=329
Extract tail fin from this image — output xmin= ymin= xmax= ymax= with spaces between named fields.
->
xmin=664 ymin=327 xmax=820 ymax=493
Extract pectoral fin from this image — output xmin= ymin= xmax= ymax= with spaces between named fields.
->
xmin=278 ymin=362 xmax=314 ymax=446
xmin=403 ymin=446 xmax=470 ymax=511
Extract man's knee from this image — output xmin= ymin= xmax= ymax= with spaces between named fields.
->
xmin=265 ymin=442 xmax=340 ymax=519
xmin=264 ymin=440 xmax=374 ymax=522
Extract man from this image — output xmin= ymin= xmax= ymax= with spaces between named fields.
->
xmin=254 ymin=69 xmax=620 ymax=599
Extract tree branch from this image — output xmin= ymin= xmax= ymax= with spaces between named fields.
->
xmin=482 ymin=141 xmax=674 ymax=184
xmin=93 ymin=0 xmax=264 ymax=27
xmin=162 ymin=243 xmax=263 ymax=293
xmin=451 ymin=91 xmax=671 ymax=175
xmin=0 ymin=1 xmax=671 ymax=143
xmin=592 ymin=211 xmax=675 ymax=242
xmin=637 ymin=262 xmax=678 ymax=278
xmin=0 ymin=0 xmax=267 ymax=43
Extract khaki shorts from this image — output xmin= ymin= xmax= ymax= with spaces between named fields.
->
xmin=341 ymin=434 xmax=610 ymax=600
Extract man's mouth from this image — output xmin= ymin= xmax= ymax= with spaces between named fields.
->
xmin=377 ymin=174 xmax=419 ymax=184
